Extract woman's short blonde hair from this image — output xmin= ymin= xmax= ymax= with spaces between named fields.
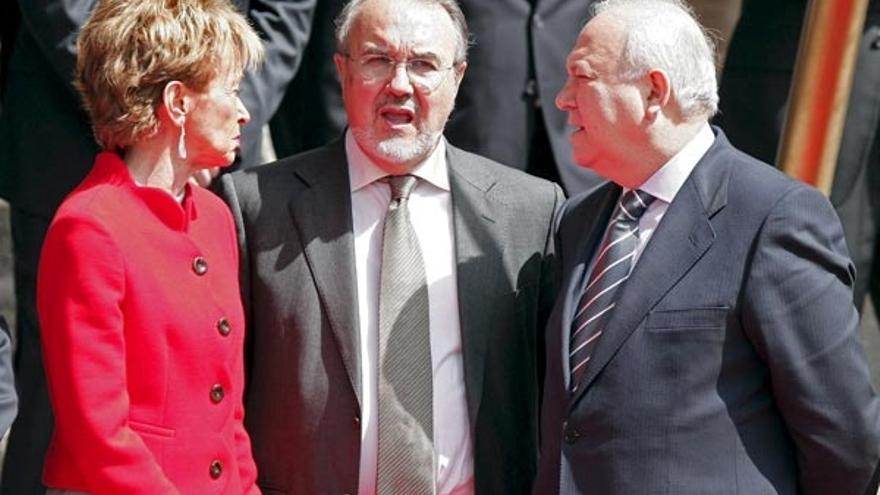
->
xmin=75 ymin=0 xmax=264 ymax=150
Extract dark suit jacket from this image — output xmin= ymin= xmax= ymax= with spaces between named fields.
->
xmin=219 ymin=139 xmax=563 ymax=494
xmin=236 ymin=0 xmax=316 ymax=168
xmin=716 ymin=0 xmax=880 ymax=310
xmin=269 ymin=0 xmax=347 ymax=158
xmin=535 ymin=130 xmax=880 ymax=495
xmin=443 ymin=0 xmax=602 ymax=195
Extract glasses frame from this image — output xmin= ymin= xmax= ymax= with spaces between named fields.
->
xmin=341 ymin=52 xmax=460 ymax=92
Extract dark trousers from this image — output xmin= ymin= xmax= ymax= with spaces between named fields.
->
xmin=2 ymin=207 xmax=52 ymax=495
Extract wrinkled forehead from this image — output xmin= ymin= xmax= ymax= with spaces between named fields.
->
xmin=566 ymin=13 xmax=626 ymax=69
xmin=346 ymin=1 xmax=459 ymax=61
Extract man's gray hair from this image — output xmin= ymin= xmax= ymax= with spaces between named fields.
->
xmin=592 ymin=0 xmax=719 ymax=118
xmin=335 ymin=0 xmax=470 ymax=63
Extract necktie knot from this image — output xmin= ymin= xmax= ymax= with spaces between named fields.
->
xmin=616 ymin=189 xmax=655 ymax=224
xmin=387 ymin=174 xmax=418 ymax=202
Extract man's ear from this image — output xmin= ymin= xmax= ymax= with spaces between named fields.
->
xmin=454 ymin=61 xmax=468 ymax=85
xmin=644 ymin=68 xmax=671 ymax=121
xmin=162 ymin=80 xmax=188 ymax=126
xmin=333 ymin=53 xmax=348 ymax=85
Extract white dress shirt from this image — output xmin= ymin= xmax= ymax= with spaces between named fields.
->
xmin=347 ymin=131 xmax=475 ymax=495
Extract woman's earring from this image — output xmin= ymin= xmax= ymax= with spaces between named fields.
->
xmin=178 ymin=123 xmax=187 ymax=160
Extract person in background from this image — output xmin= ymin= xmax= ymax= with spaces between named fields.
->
xmin=0 ymin=0 xmax=313 ymax=491
xmin=536 ymin=0 xmax=880 ymax=493
xmin=445 ymin=0 xmax=602 ymax=195
xmin=716 ymin=0 xmax=880 ymax=314
xmin=270 ymin=0 xmax=348 ymax=159
xmin=219 ymin=0 xmax=564 ymax=492
xmin=37 ymin=1 xmax=263 ymax=493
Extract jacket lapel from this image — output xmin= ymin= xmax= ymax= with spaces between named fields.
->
xmin=558 ymin=184 xmax=620 ymax=334
xmin=286 ymin=140 xmax=362 ymax=404
xmin=447 ymin=145 xmax=507 ymax=427
xmin=570 ymin=132 xmax=732 ymax=407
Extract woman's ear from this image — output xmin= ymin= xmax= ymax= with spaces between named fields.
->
xmin=162 ymin=80 xmax=188 ymax=126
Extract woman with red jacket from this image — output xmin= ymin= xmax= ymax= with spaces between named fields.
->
xmin=37 ymin=1 xmax=264 ymax=493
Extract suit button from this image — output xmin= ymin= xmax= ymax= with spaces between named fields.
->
xmin=209 ymin=459 xmax=223 ymax=479
xmin=532 ymin=14 xmax=544 ymax=28
xmin=192 ymin=256 xmax=208 ymax=275
xmin=564 ymin=424 xmax=581 ymax=444
xmin=210 ymin=384 xmax=225 ymax=403
xmin=217 ymin=317 xmax=232 ymax=337
xmin=354 ymin=415 xmax=360 ymax=426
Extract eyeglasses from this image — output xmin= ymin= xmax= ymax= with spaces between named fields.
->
xmin=343 ymin=53 xmax=458 ymax=92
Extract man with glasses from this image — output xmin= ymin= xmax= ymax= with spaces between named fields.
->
xmin=218 ymin=0 xmax=564 ymax=493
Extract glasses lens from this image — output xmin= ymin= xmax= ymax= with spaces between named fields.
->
xmin=352 ymin=54 xmax=450 ymax=91
xmin=360 ymin=56 xmax=394 ymax=80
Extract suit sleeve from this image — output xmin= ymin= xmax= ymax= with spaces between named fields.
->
xmin=539 ymin=183 xmax=566 ymax=329
xmin=741 ymin=185 xmax=880 ymax=495
xmin=220 ymin=195 xmax=260 ymax=494
xmin=38 ymin=215 xmax=179 ymax=494
xmin=237 ymin=0 xmax=317 ymax=167
xmin=218 ymin=174 xmax=252 ymax=325
xmin=16 ymin=0 xmax=96 ymax=91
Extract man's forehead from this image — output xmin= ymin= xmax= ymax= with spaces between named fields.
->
xmin=568 ymin=15 xmax=624 ymax=65
xmin=348 ymin=1 xmax=457 ymax=56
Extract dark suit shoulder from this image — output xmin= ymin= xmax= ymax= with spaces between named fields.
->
xmin=225 ymin=141 xmax=346 ymax=212
xmin=712 ymin=135 xmax=830 ymax=216
xmin=556 ymin=180 xmax=617 ymax=238
xmin=447 ymin=144 xmax=564 ymax=207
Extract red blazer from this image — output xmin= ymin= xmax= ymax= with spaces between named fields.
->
xmin=38 ymin=152 xmax=259 ymax=494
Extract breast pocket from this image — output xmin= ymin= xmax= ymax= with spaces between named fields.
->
xmin=646 ymin=307 xmax=729 ymax=333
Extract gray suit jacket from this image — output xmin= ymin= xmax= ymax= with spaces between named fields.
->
xmin=535 ymin=130 xmax=880 ymax=494
xmin=219 ymin=139 xmax=564 ymax=494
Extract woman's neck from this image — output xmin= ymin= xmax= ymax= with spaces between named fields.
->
xmin=124 ymin=139 xmax=193 ymax=197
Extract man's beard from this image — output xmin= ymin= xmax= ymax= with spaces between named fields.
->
xmin=351 ymin=126 xmax=441 ymax=165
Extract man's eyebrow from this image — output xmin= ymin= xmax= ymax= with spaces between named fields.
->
xmin=359 ymin=44 xmax=390 ymax=55
xmin=409 ymin=49 xmax=443 ymax=62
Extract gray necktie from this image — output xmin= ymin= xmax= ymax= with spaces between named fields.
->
xmin=377 ymin=174 xmax=434 ymax=494
xmin=569 ymin=189 xmax=655 ymax=391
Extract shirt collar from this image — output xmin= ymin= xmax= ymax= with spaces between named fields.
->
xmin=635 ymin=123 xmax=715 ymax=204
xmin=345 ymin=129 xmax=450 ymax=193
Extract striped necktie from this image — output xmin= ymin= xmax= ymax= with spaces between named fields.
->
xmin=569 ymin=189 xmax=655 ymax=392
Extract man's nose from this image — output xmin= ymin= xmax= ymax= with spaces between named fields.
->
xmin=387 ymin=63 xmax=414 ymax=95
xmin=556 ymin=77 xmax=575 ymax=110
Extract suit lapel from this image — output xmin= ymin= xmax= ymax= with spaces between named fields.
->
xmin=558 ymin=184 xmax=620 ymax=334
xmin=548 ymin=184 xmax=617 ymax=403
xmin=447 ymin=145 xmax=507 ymax=427
xmin=570 ymin=134 xmax=731 ymax=407
xmin=286 ymin=140 xmax=362 ymax=404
